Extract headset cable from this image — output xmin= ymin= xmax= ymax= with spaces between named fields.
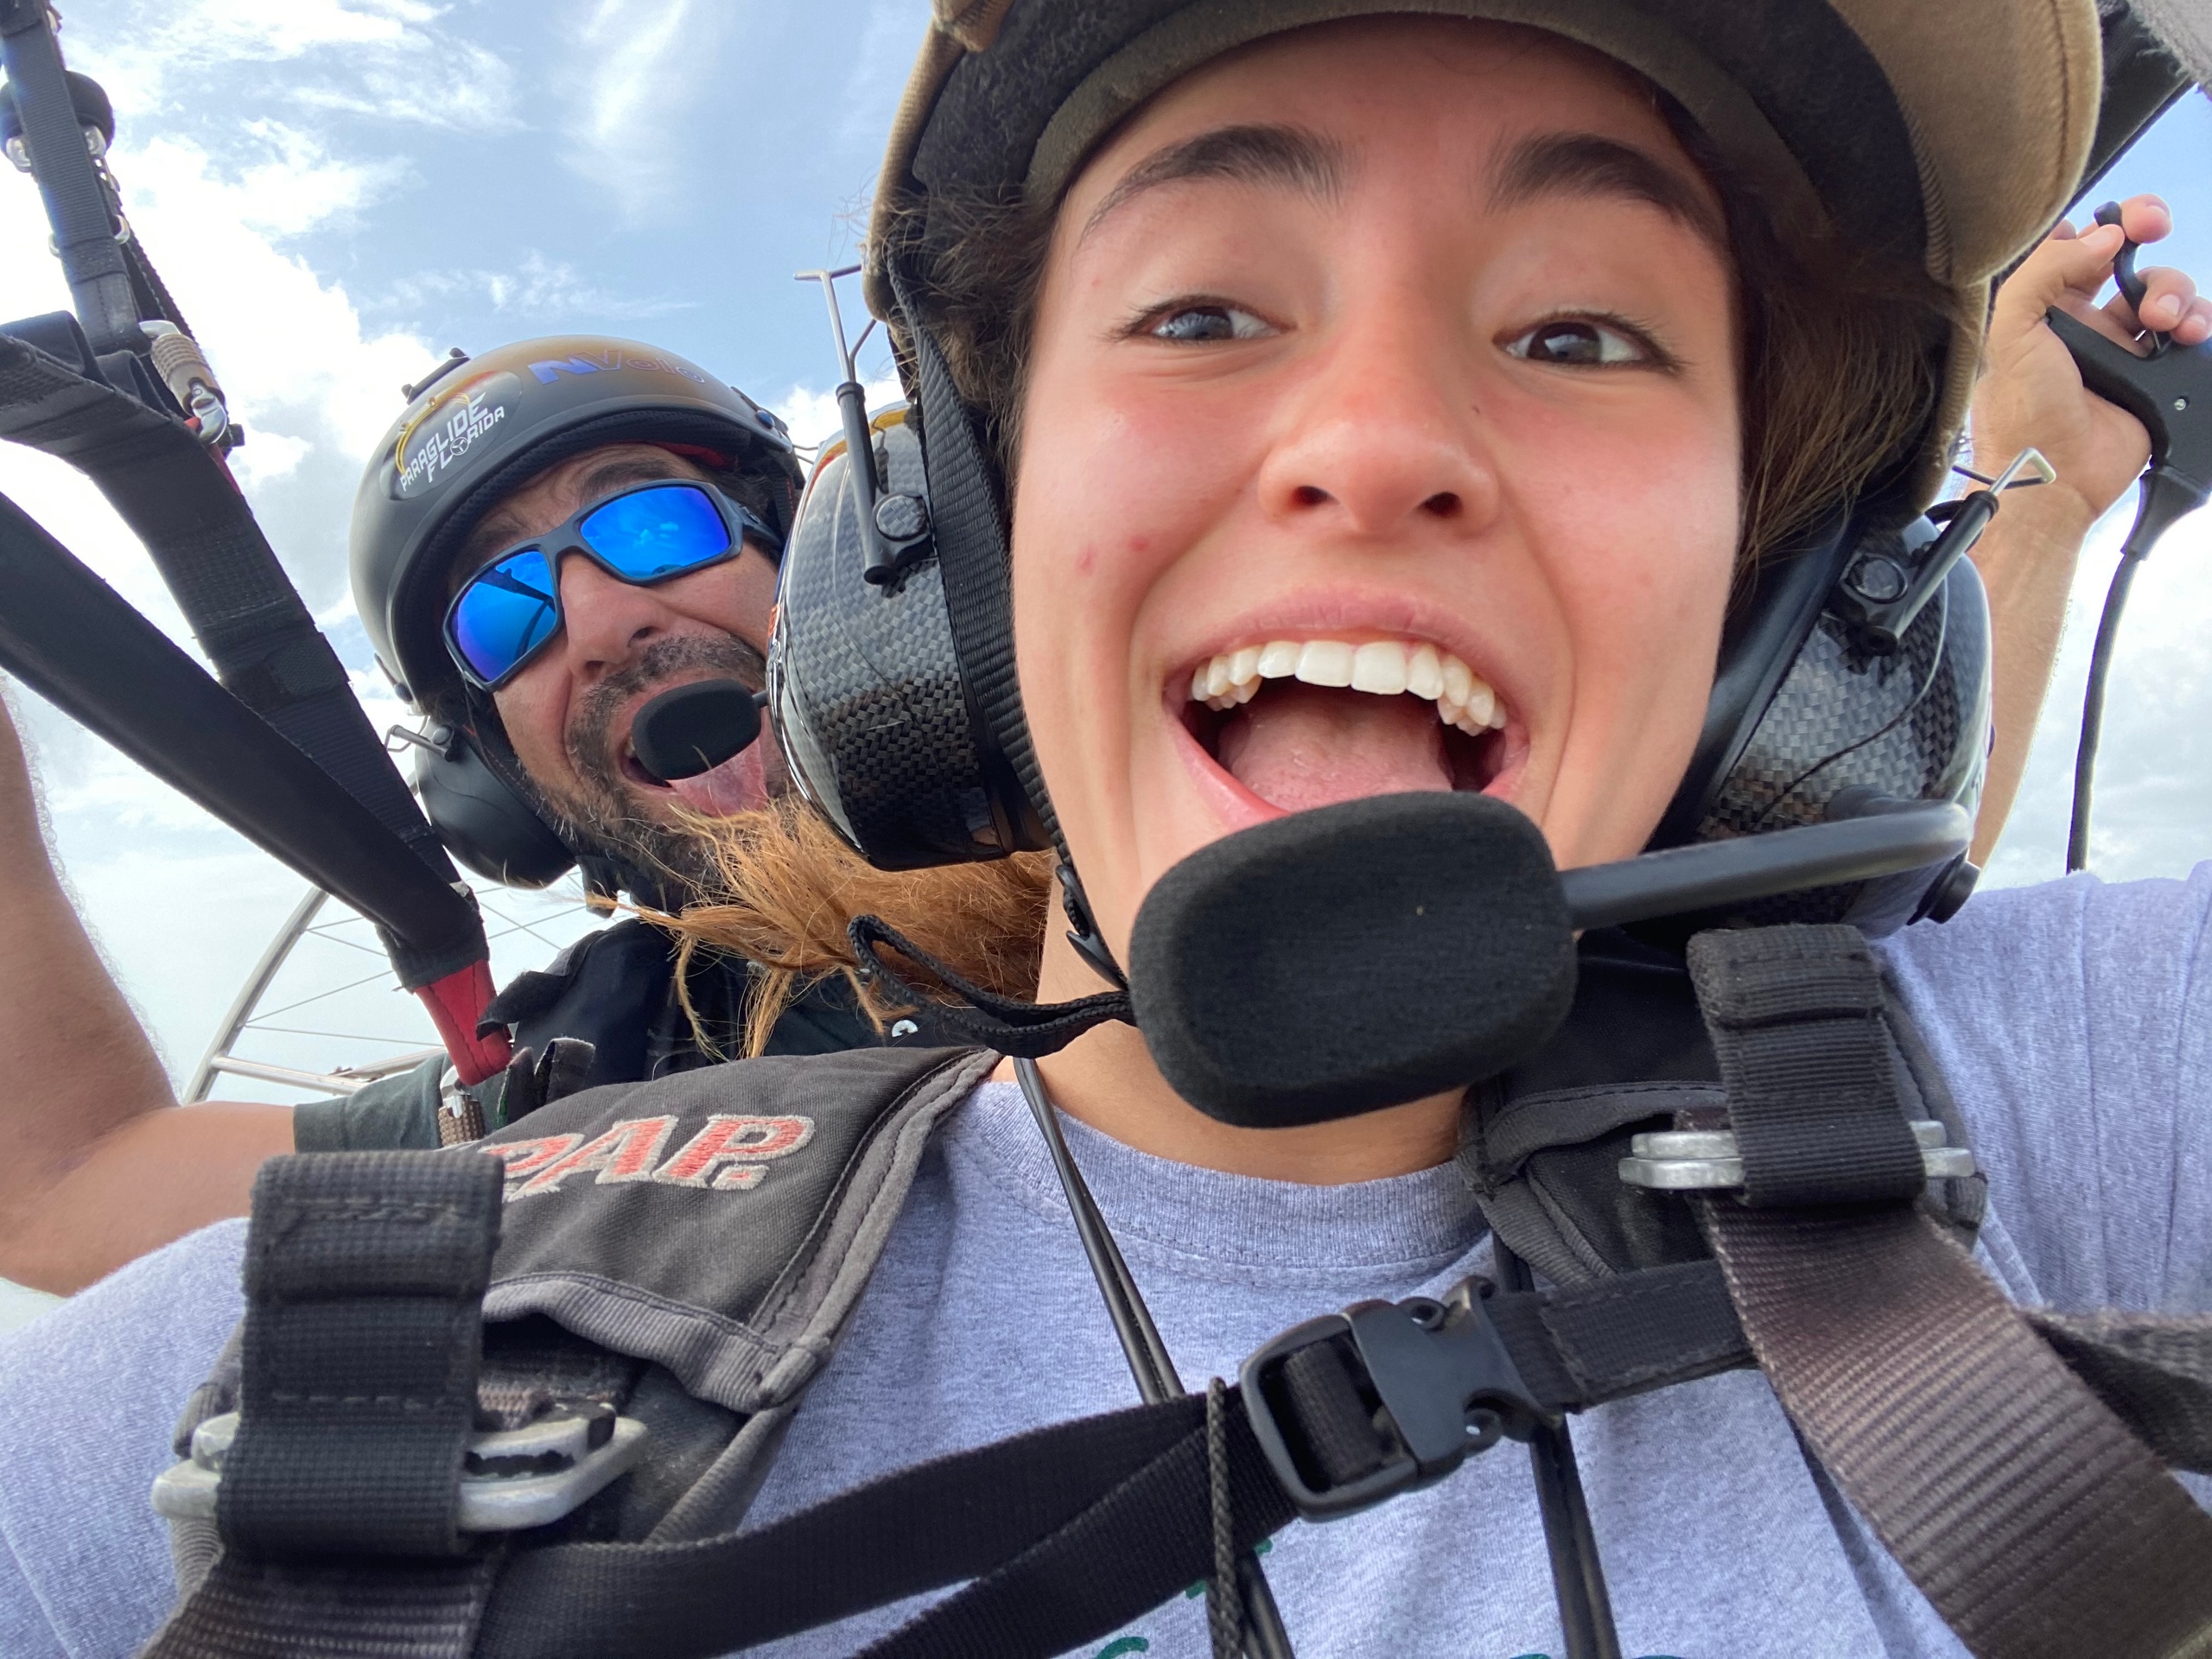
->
xmin=1015 ymin=1058 xmax=1296 ymax=1659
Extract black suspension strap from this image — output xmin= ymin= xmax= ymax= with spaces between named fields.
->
xmin=1687 ymin=925 xmax=2212 ymax=1659
xmin=0 ymin=16 xmax=508 ymax=1070
xmin=0 ymin=491 xmax=481 ymax=954
xmin=0 ymin=0 xmax=137 ymax=352
xmin=146 ymin=1149 xmax=509 ymax=1659
xmin=0 ymin=331 xmax=510 ymax=1077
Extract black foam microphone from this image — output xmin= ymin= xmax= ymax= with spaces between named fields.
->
xmin=631 ymin=678 xmax=763 ymax=784
xmin=1127 ymin=793 xmax=1576 ymax=1129
xmin=1128 ymin=791 xmax=1970 ymax=1129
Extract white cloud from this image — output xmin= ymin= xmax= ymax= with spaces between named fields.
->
xmin=111 ymin=130 xmax=433 ymax=461
xmin=1982 ymin=502 xmax=2212 ymax=888
xmin=560 ymin=0 xmax=734 ymax=218
xmin=67 ymin=0 xmax=519 ymax=134
xmin=774 ymin=372 xmax=905 ymax=453
xmin=372 ymin=251 xmax=695 ymax=323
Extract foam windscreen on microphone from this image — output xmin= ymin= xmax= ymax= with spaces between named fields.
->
xmin=1127 ymin=792 xmax=1577 ymax=1129
xmin=631 ymin=678 xmax=760 ymax=783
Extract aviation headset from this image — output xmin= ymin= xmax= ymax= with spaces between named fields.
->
xmin=349 ymin=335 xmax=804 ymax=889
xmin=770 ymin=339 xmax=1990 ymax=944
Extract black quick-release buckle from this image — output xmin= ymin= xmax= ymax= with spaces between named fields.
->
xmin=1240 ymin=1277 xmax=1547 ymax=1519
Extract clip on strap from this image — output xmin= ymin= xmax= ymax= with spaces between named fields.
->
xmin=1243 ymin=1277 xmax=1546 ymax=1519
xmin=1686 ymin=925 xmax=1926 ymax=1206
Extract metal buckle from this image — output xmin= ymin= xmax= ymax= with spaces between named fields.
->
xmin=1618 ymin=1118 xmax=1975 ymax=1191
xmin=150 ymin=1404 xmax=650 ymax=1533
xmin=1240 ymin=1278 xmax=1545 ymax=1521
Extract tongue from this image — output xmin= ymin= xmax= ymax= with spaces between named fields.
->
xmin=665 ymin=741 xmax=769 ymax=817
xmin=1213 ymin=683 xmax=1451 ymax=812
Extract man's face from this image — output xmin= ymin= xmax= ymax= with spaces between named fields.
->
xmin=448 ymin=442 xmax=786 ymax=888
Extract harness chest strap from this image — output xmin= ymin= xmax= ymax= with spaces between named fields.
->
xmin=143 ymin=1011 xmax=2212 ymax=1658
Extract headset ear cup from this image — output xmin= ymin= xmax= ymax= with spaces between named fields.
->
xmin=770 ymin=409 xmax=1038 ymax=869
xmin=893 ymin=276 xmax=1052 ymax=855
xmin=1653 ymin=505 xmax=1992 ymax=935
xmin=414 ymin=725 xmax=576 ymax=888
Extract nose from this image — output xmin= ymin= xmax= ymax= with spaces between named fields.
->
xmin=1254 ymin=288 xmax=1500 ymax=542
xmin=550 ymin=550 xmax=680 ymax=679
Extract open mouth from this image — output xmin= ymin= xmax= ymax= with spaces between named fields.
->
xmin=613 ymin=726 xmax=768 ymax=817
xmin=618 ymin=736 xmax=664 ymax=792
xmin=1180 ymin=636 xmax=1512 ymax=814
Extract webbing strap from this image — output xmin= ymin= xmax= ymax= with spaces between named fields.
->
xmin=1687 ymin=925 xmax=1925 ymax=1206
xmin=1488 ymin=1258 xmax=1751 ymax=1411
xmin=890 ymin=261 xmax=1052 ymax=853
xmin=2031 ymin=1309 xmax=2212 ymax=1471
xmin=861 ymin=1395 xmax=1289 ymax=1658
xmin=0 ymin=333 xmax=493 ymax=996
xmin=141 ymin=1555 xmax=502 ymax=1659
xmin=472 ymin=1390 xmax=1296 ymax=1659
xmin=1689 ymin=925 xmax=2212 ymax=1659
xmin=143 ymin=1152 xmax=508 ymax=1659
xmin=220 ymin=1151 xmax=503 ymax=1560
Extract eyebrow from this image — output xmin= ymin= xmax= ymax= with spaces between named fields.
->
xmin=1082 ymin=123 xmax=1348 ymax=243
xmin=1487 ymin=131 xmax=1727 ymax=253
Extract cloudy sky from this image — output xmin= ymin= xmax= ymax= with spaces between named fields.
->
xmin=0 ymin=1 xmax=2206 ymax=1098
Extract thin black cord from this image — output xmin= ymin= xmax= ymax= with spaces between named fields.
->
xmin=2068 ymin=467 xmax=2209 ymax=874
xmin=1014 ymin=1059 xmax=1295 ymax=1659
xmin=1206 ymin=1378 xmax=1243 ymax=1659
xmin=1493 ymin=1241 xmax=1622 ymax=1659
xmin=1017 ymin=1057 xmax=1178 ymax=1398
xmin=2068 ymin=550 xmax=2144 ymax=873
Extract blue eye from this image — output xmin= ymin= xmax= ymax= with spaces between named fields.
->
xmin=1150 ymin=304 xmax=1275 ymax=343
xmin=1506 ymin=319 xmax=1649 ymax=365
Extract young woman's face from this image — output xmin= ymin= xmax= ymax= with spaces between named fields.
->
xmin=1014 ymin=18 xmax=1742 ymax=961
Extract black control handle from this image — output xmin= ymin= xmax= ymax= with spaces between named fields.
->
xmin=2045 ymin=202 xmax=2212 ymax=505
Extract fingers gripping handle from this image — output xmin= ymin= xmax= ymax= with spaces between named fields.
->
xmin=2044 ymin=203 xmax=2212 ymax=518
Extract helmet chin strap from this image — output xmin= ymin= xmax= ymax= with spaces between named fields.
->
xmin=1055 ymin=857 xmax=1128 ymax=991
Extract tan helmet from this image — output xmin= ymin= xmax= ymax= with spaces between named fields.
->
xmin=864 ymin=0 xmax=2103 ymax=499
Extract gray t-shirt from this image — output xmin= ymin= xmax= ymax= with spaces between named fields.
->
xmin=5 ymin=867 xmax=2210 ymax=1659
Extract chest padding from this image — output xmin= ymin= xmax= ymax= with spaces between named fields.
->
xmin=476 ymin=1045 xmax=993 ymax=1419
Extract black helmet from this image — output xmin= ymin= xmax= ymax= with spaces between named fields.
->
xmin=349 ymin=334 xmax=803 ymax=708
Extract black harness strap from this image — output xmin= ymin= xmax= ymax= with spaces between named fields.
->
xmin=142 ymin=1559 xmax=505 ymax=1659
xmin=1487 ymin=1258 xmax=1750 ymax=1411
xmin=145 ymin=1150 xmax=508 ymax=1659
xmin=1688 ymin=925 xmax=2212 ymax=1659
xmin=0 ymin=332 xmax=490 ymax=993
xmin=472 ymin=1391 xmax=1294 ymax=1659
xmin=1692 ymin=926 xmax=1925 ymax=1208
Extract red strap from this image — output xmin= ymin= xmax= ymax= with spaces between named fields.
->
xmin=412 ymin=960 xmax=512 ymax=1086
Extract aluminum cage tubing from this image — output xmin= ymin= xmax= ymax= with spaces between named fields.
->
xmin=182 ymin=887 xmax=325 ymax=1103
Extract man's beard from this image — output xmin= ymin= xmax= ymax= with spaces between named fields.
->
xmin=524 ymin=632 xmax=779 ymax=904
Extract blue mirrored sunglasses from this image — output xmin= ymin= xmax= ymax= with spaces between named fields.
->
xmin=442 ymin=480 xmax=779 ymax=691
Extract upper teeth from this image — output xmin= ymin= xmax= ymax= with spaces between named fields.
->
xmin=1189 ymin=639 xmax=1504 ymax=734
